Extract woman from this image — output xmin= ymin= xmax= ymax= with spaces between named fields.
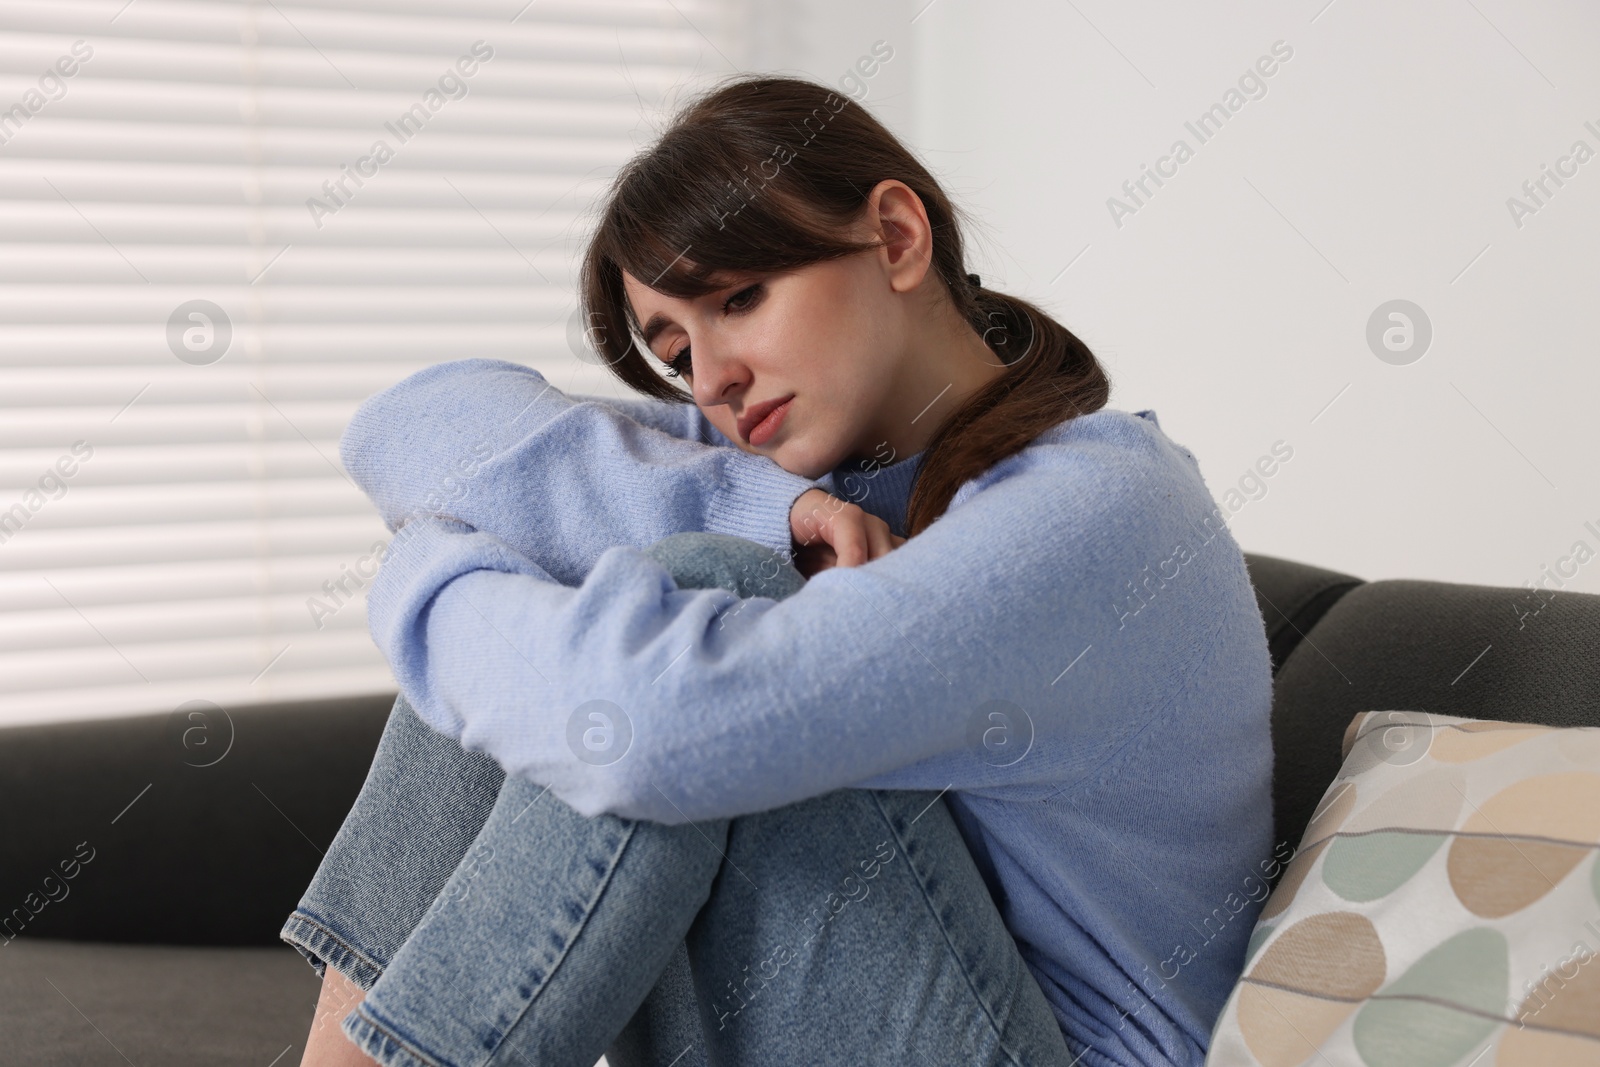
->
xmin=283 ymin=74 xmax=1274 ymax=1067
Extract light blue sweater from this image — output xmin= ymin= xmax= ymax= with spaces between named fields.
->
xmin=349 ymin=358 xmax=1276 ymax=1067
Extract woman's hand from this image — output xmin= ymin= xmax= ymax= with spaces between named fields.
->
xmin=789 ymin=488 xmax=906 ymax=577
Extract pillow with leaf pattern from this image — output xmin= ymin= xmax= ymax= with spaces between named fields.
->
xmin=1205 ymin=710 xmax=1600 ymax=1067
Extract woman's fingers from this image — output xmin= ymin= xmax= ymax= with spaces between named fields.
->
xmin=790 ymin=488 xmax=837 ymax=548
xmin=832 ymin=516 xmax=868 ymax=568
xmin=865 ymin=518 xmax=897 ymax=561
xmin=835 ymin=515 xmax=901 ymax=568
xmin=788 ymin=490 xmax=906 ymax=572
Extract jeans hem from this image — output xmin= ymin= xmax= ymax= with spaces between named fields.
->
xmin=280 ymin=908 xmax=388 ymax=993
xmin=343 ymin=1000 xmax=449 ymax=1067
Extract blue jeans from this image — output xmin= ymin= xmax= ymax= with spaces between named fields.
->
xmin=280 ymin=532 xmax=1074 ymax=1067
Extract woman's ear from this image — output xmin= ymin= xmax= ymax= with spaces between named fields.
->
xmin=867 ymin=179 xmax=935 ymax=295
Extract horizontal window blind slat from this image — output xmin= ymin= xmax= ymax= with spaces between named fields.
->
xmin=0 ymin=52 xmax=700 ymax=102
xmin=0 ymin=122 xmax=635 ymax=168
xmin=1 ymin=363 xmax=605 ymax=409
xmin=0 ymin=366 xmax=436 ymax=401
xmin=0 ymin=158 xmax=598 ymax=205
xmin=2 ymin=0 xmax=703 ymax=30
xmin=0 ymin=623 xmax=384 ymax=685
xmin=0 ymin=79 xmax=651 ymax=134
xmin=0 ymin=554 xmax=391 ymax=610
xmin=0 ymin=254 xmax=580 ymax=285
xmin=0 ymin=3 xmax=700 ymax=55
xmin=0 ymin=208 xmax=587 ymax=231
xmin=0 ymin=332 xmax=551 ymax=364
xmin=0 ymin=595 xmax=376 ymax=661
xmin=0 ymin=453 xmax=354 ymax=488
xmin=2 ymin=584 xmax=383 ymax=649
xmin=2 ymin=401 xmax=356 ymax=430
xmin=2 ymin=482 xmax=373 ymax=530
xmin=0 ymin=516 xmax=389 ymax=571
xmin=0 ymin=290 xmax=567 ymax=321
xmin=0 ymin=249 xmax=578 ymax=282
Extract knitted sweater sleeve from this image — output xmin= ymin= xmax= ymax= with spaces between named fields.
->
xmin=362 ymin=422 xmax=1214 ymax=824
xmin=565 ymin=387 xmax=726 ymax=445
xmin=338 ymin=358 xmax=834 ymax=586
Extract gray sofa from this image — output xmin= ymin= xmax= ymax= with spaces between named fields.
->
xmin=3 ymin=552 xmax=1597 ymax=1064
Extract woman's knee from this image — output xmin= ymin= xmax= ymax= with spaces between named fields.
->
xmin=642 ymin=531 xmax=805 ymax=601
xmin=715 ymin=789 xmax=909 ymax=898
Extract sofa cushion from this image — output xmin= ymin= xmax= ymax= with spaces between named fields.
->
xmin=1206 ymin=711 xmax=1600 ymax=1066
xmin=1266 ymin=578 xmax=1600 ymax=859
xmin=0 ymin=937 xmax=319 ymax=1066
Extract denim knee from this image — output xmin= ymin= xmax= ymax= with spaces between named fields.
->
xmin=641 ymin=531 xmax=805 ymax=601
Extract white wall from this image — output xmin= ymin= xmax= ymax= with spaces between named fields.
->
xmin=713 ymin=0 xmax=1600 ymax=597
xmin=900 ymin=0 xmax=1600 ymax=595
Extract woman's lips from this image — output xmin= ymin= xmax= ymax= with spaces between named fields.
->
xmin=747 ymin=396 xmax=794 ymax=447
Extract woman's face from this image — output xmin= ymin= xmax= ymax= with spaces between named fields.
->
xmin=621 ymin=253 xmax=905 ymax=481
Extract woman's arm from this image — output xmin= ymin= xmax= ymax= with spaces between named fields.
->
xmin=341 ymin=358 xmax=834 ymax=586
xmin=563 ymin=387 xmax=729 ymax=447
xmin=362 ymin=414 xmax=1250 ymax=823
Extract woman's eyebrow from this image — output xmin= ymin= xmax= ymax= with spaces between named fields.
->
xmin=641 ymin=313 xmax=673 ymax=347
xmin=637 ymin=275 xmax=750 ymax=347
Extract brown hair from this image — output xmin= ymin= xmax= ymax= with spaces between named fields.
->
xmin=577 ymin=73 xmax=1109 ymax=538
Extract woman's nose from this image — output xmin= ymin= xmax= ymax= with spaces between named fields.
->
xmin=693 ymin=344 xmax=751 ymax=408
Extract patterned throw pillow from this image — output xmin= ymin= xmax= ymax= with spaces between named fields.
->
xmin=1205 ymin=711 xmax=1600 ymax=1067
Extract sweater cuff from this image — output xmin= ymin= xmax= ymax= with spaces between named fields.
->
xmin=705 ymin=452 xmax=836 ymax=554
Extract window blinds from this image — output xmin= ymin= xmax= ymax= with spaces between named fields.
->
xmin=0 ymin=0 xmax=734 ymax=727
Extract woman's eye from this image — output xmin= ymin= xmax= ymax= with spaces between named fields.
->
xmin=663 ymin=284 xmax=761 ymax=378
xmin=726 ymin=283 xmax=762 ymax=311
